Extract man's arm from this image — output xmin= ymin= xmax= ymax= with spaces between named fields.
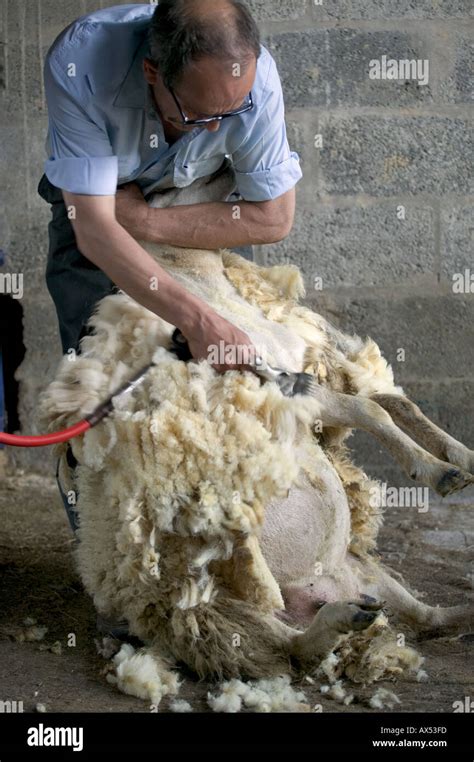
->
xmin=43 ymin=53 xmax=259 ymax=370
xmin=63 ymin=191 xmax=257 ymax=371
xmin=115 ymin=183 xmax=295 ymax=248
xmin=114 ymin=46 xmax=302 ymax=251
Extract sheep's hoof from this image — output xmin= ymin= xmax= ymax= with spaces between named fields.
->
xmin=348 ymin=599 xmax=384 ymax=631
xmin=319 ymin=598 xmax=384 ymax=633
xmin=290 ymin=599 xmax=385 ymax=665
xmin=96 ymin=613 xmax=131 ymax=641
xmin=444 ymin=444 xmax=474 ymax=475
xmin=435 ymin=467 xmax=473 ymax=497
xmin=359 ymin=594 xmax=383 ymax=608
xmin=352 ymin=609 xmax=380 ymax=629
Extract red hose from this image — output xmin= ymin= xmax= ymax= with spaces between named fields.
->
xmin=0 ymin=360 xmax=154 ymax=448
xmin=0 ymin=420 xmax=91 ymax=447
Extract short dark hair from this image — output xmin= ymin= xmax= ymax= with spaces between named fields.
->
xmin=148 ymin=0 xmax=261 ymax=89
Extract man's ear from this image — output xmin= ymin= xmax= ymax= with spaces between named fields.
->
xmin=143 ymin=58 xmax=159 ymax=84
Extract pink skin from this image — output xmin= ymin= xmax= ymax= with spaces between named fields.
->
xmin=142 ymin=55 xmax=257 ymax=140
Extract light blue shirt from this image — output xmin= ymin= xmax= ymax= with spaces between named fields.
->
xmin=43 ymin=3 xmax=302 ymax=201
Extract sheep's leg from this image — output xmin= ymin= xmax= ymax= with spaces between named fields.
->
xmin=313 ymin=387 xmax=473 ymax=497
xmin=360 ymin=563 xmax=474 ymax=638
xmin=156 ymin=596 xmax=381 ymax=679
xmin=289 ymin=598 xmax=383 ymax=667
xmin=370 ymin=393 xmax=474 ymax=475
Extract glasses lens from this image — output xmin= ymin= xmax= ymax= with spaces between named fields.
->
xmin=170 ymin=92 xmax=252 ymax=126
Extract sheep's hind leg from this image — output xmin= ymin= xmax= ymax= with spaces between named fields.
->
xmin=289 ymin=599 xmax=383 ymax=667
xmin=313 ymin=387 xmax=473 ymax=497
xmin=371 ymin=394 xmax=474 ymax=475
xmin=360 ymin=563 xmax=474 ymax=638
xmin=155 ymin=596 xmax=382 ymax=680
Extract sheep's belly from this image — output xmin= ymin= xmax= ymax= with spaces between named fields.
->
xmin=260 ymin=445 xmax=361 ymax=624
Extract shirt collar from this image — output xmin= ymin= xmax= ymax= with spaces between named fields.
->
xmin=113 ymin=37 xmax=150 ymax=109
xmin=112 ymin=36 xmax=224 ymax=145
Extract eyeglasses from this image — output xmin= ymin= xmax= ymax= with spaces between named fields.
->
xmin=167 ymin=87 xmax=253 ymax=126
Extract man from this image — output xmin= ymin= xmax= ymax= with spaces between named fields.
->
xmin=39 ymin=0 xmax=302 ymax=371
xmin=39 ymin=0 xmax=302 ymax=542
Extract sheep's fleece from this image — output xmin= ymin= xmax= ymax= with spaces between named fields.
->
xmin=39 ymin=249 xmax=420 ymax=709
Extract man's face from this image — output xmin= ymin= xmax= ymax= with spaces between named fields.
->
xmin=143 ymin=56 xmax=257 ymax=134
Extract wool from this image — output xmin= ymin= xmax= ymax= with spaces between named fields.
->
xmin=208 ymin=675 xmax=310 ymax=713
xmin=170 ymin=700 xmax=193 ymax=713
xmin=369 ymin=688 xmax=402 ymax=710
xmin=319 ymin=680 xmax=353 ymax=704
xmin=109 ymin=644 xmax=180 ymax=706
xmin=5 ymin=621 xmax=48 ymax=643
xmin=316 ymin=612 xmax=423 ymax=686
xmin=38 ymin=248 xmax=417 ymax=706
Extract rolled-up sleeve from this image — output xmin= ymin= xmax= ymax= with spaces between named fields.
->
xmin=232 ymin=58 xmax=303 ymax=203
xmin=44 ymin=55 xmax=118 ymax=195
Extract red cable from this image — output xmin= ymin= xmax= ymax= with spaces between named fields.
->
xmin=0 ymin=360 xmax=154 ymax=448
xmin=0 ymin=419 xmax=91 ymax=448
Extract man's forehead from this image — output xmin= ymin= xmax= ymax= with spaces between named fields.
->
xmin=185 ymin=55 xmax=251 ymax=76
xmin=176 ymin=57 xmax=256 ymax=107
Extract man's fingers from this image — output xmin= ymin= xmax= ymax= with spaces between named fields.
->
xmin=211 ymin=364 xmax=254 ymax=374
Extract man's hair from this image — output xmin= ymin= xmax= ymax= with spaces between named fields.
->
xmin=148 ymin=0 xmax=261 ymax=89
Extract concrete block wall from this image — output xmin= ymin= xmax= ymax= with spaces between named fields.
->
xmin=251 ymin=0 xmax=474 ymax=485
xmin=0 ymin=0 xmax=472 ymax=482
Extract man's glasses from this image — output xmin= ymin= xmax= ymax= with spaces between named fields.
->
xmin=167 ymin=87 xmax=253 ymax=126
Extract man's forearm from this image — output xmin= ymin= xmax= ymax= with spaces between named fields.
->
xmin=75 ymin=218 xmax=210 ymax=336
xmin=62 ymin=188 xmax=258 ymax=371
xmin=120 ymin=199 xmax=286 ymax=249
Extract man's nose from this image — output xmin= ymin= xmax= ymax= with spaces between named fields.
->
xmin=205 ymin=121 xmax=221 ymax=132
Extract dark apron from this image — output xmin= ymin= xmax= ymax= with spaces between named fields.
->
xmin=38 ymin=174 xmax=118 ymax=355
xmin=38 ymin=173 xmax=118 ymax=533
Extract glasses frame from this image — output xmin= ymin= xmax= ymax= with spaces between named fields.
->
xmin=167 ymin=87 xmax=253 ymax=126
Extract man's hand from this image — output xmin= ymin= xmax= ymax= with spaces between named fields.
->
xmin=62 ymin=190 xmax=258 ymax=374
xmin=114 ymin=185 xmax=258 ymax=371
xmin=182 ymin=311 xmax=258 ymax=373
xmin=115 ymin=182 xmax=148 ymax=237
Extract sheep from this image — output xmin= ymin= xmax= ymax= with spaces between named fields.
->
xmin=38 ymin=168 xmax=474 ymax=706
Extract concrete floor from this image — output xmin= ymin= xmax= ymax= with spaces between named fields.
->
xmin=0 ymin=466 xmax=472 ymax=713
